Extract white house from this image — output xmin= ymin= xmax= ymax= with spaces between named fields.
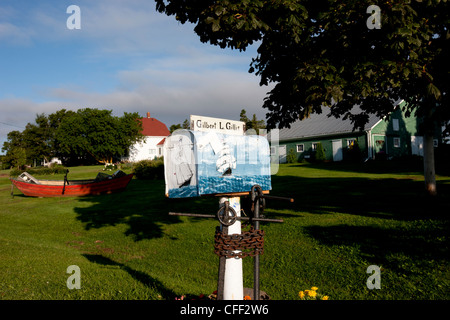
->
xmin=126 ymin=112 xmax=170 ymax=162
xmin=42 ymin=157 xmax=62 ymax=167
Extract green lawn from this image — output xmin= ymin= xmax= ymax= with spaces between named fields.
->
xmin=0 ymin=162 xmax=449 ymax=300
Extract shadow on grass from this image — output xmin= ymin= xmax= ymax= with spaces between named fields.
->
xmin=303 ymin=223 xmax=449 ymax=274
xmin=83 ymin=253 xmax=177 ymax=299
xmin=291 ymin=158 xmax=425 ymax=175
xmin=268 ymin=174 xmax=450 ymax=220
xmin=74 ymin=170 xmax=450 ymax=240
xmin=74 ymin=179 xmax=218 ymax=241
xmin=292 ymin=157 xmax=450 ymax=177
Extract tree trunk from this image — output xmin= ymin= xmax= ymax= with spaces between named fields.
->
xmin=422 ymin=103 xmax=437 ymax=196
xmin=423 ymin=131 xmax=437 ymax=196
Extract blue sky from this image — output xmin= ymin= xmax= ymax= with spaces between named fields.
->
xmin=0 ymin=0 xmax=271 ymax=153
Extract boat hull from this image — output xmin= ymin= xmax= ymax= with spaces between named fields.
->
xmin=11 ymin=174 xmax=134 ymax=197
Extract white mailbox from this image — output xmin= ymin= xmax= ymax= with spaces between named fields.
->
xmin=164 ymin=129 xmax=272 ymax=198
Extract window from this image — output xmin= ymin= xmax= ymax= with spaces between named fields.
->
xmin=312 ymin=143 xmax=319 ymax=151
xmin=347 ymin=139 xmax=356 ymax=147
xmin=393 ymin=137 xmax=400 ymax=148
xmin=393 ymin=119 xmax=399 ymax=131
xmin=149 ymin=149 xmax=156 ymax=155
xmin=158 ymin=147 xmax=163 ymax=156
xmin=296 ymin=144 xmax=304 ymax=152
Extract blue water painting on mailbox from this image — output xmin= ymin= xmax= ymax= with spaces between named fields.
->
xmin=164 ymin=130 xmax=271 ymax=198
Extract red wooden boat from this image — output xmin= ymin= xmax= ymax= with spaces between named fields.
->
xmin=10 ymin=170 xmax=133 ymax=197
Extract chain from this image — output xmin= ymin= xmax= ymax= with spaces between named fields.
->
xmin=214 ymin=226 xmax=265 ymax=259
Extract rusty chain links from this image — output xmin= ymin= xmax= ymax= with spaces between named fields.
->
xmin=214 ymin=226 xmax=265 ymax=259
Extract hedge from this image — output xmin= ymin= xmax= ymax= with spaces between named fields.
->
xmin=132 ymin=158 xmax=164 ymax=180
xmin=10 ymin=165 xmax=68 ymax=177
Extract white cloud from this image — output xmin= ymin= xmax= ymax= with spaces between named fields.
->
xmin=0 ymin=21 xmax=35 ymax=45
xmin=0 ymin=61 xmax=270 ymax=127
xmin=0 ymin=0 xmax=272 ymax=153
xmin=0 ymin=1 xmax=186 ymax=52
xmin=43 ymin=65 xmax=270 ymax=121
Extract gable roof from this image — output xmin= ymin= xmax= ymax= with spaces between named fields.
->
xmin=276 ymin=106 xmax=381 ymax=142
xmin=156 ymin=138 xmax=166 ymax=146
xmin=140 ymin=116 xmax=170 ymax=137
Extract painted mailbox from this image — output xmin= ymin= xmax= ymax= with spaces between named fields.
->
xmin=164 ymin=129 xmax=272 ymax=198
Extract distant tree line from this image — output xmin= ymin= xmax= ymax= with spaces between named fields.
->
xmin=169 ymin=119 xmax=190 ymax=133
xmin=1 ymin=108 xmax=144 ymax=169
xmin=239 ymin=109 xmax=266 ymax=134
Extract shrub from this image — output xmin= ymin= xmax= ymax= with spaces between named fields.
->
xmin=9 ymin=165 xmax=68 ymax=177
xmin=286 ymin=148 xmax=297 ymax=163
xmin=132 ymin=158 xmax=164 ymax=180
xmin=315 ymin=142 xmax=326 ymax=162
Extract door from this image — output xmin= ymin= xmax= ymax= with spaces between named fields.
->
xmin=279 ymin=145 xmax=287 ymax=164
xmin=332 ymin=140 xmax=343 ymax=161
xmin=411 ymin=136 xmax=424 ymax=156
xmin=373 ymin=135 xmax=387 ymax=159
xmin=373 ymin=135 xmax=386 ymax=153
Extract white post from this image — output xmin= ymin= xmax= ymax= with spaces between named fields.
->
xmin=220 ymin=196 xmax=243 ymax=300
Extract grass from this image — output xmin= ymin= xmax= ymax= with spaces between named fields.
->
xmin=0 ymin=161 xmax=449 ymax=300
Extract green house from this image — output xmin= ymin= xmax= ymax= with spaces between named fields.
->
xmin=271 ymin=100 xmax=442 ymax=163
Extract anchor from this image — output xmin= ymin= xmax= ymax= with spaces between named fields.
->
xmin=169 ymin=184 xmax=294 ymax=300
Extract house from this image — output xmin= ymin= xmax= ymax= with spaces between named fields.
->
xmin=271 ymin=100 xmax=442 ymax=163
xmin=42 ymin=157 xmax=62 ymax=167
xmin=126 ymin=112 xmax=170 ymax=162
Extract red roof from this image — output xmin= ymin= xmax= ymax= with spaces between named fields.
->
xmin=156 ymin=138 xmax=166 ymax=146
xmin=140 ymin=116 xmax=170 ymax=137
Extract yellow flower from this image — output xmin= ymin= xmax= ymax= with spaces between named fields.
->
xmin=307 ymin=290 xmax=317 ymax=298
xmin=311 ymin=287 xmax=318 ymax=291
xmin=321 ymin=296 xmax=329 ymax=300
xmin=298 ymin=291 xmax=305 ymax=299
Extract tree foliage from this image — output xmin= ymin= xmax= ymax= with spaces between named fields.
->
xmin=169 ymin=118 xmax=190 ymax=133
xmin=2 ymin=130 xmax=27 ymax=169
xmin=156 ymin=0 xmax=449 ymax=195
xmin=56 ymin=109 xmax=143 ymax=164
xmin=2 ymin=109 xmax=143 ymax=167
xmin=156 ymin=0 xmax=448 ymax=129
xmin=240 ymin=108 xmax=266 ymax=134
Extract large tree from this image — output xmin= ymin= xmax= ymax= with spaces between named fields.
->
xmin=47 ymin=109 xmax=77 ymax=161
xmin=22 ymin=113 xmax=54 ymax=165
xmin=2 ymin=110 xmax=77 ymax=167
xmin=1 ymin=130 xmax=27 ymax=169
xmin=156 ymin=0 xmax=449 ymax=196
xmin=2 ymin=109 xmax=144 ymax=167
xmin=56 ymin=108 xmax=144 ymax=164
